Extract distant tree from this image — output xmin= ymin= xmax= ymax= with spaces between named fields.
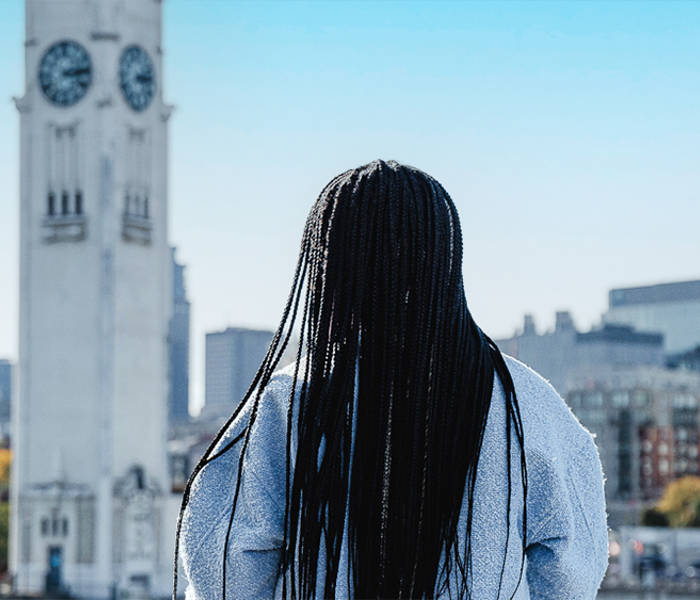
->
xmin=0 ymin=449 xmax=9 ymax=573
xmin=0 ymin=449 xmax=9 ymax=502
xmin=0 ymin=449 xmax=9 ymax=481
xmin=641 ymin=507 xmax=669 ymax=527
xmin=656 ymin=476 xmax=700 ymax=527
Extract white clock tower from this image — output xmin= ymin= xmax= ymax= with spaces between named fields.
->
xmin=11 ymin=1 xmax=176 ymax=597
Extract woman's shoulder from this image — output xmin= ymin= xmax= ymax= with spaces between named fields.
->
xmin=500 ymin=352 xmax=599 ymax=458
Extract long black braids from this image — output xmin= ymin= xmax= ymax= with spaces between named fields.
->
xmin=171 ymin=159 xmax=528 ymax=600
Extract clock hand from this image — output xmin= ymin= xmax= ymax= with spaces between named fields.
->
xmin=64 ymin=68 xmax=90 ymax=76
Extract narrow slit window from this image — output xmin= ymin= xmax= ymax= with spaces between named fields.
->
xmin=46 ymin=122 xmax=83 ymax=219
xmin=125 ymin=127 xmax=151 ymax=219
xmin=59 ymin=127 xmax=68 ymax=213
xmin=70 ymin=125 xmax=79 ymax=214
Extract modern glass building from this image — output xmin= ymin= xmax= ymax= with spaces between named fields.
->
xmin=604 ymin=279 xmax=700 ymax=354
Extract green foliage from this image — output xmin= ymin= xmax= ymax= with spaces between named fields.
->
xmin=655 ymin=476 xmax=700 ymax=528
xmin=0 ymin=449 xmax=10 ymax=490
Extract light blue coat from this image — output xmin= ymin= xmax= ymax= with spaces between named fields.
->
xmin=180 ymin=354 xmax=609 ymax=599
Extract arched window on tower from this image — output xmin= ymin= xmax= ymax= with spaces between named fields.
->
xmin=51 ymin=508 xmax=59 ymax=536
xmin=61 ymin=190 xmax=69 ymax=215
xmin=122 ymin=126 xmax=153 ymax=245
xmin=43 ymin=121 xmax=87 ymax=243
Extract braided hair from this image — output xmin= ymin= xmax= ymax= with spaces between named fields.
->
xmin=172 ymin=159 xmax=527 ymax=599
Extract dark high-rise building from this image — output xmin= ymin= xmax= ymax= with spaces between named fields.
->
xmin=204 ymin=327 xmax=273 ymax=419
xmin=168 ymin=247 xmax=191 ymax=423
xmin=0 ymin=359 xmax=11 ymax=439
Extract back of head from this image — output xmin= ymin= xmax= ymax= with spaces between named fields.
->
xmin=174 ymin=159 xmax=527 ymax=600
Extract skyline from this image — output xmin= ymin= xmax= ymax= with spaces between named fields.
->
xmin=1 ymin=0 xmax=699 ymax=414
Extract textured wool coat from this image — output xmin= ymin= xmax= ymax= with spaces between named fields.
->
xmin=179 ymin=353 xmax=609 ymax=599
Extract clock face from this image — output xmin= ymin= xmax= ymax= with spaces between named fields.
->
xmin=38 ymin=40 xmax=92 ymax=107
xmin=119 ymin=45 xmax=156 ymax=112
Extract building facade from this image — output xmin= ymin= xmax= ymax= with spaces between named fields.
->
xmin=496 ymin=311 xmax=665 ymax=395
xmin=203 ymin=327 xmax=275 ymax=419
xmin=667 ymin=345 xmax=700 ymax=373
xmin=603 ymin=279 xmax=700 ymax=355
xmin=566 ymin=367 xmax=700 ymax=528
xmin=11 ymin=1 xmax=178 ymax=597
xmin=168 ymin=247 xmax=190 ymax=425
xmin=0 ymin=360 xmax=12 ymax=440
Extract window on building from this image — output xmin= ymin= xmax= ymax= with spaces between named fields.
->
xmin=632 ymin=390 xmax=649 ymax=407
xmin=41 ymin=517 xmax=49 ymax=536
xmin=46 ymin=122 xmax=83 ymax=218
xmin=124 ymin=127 xmax=151 ymax=219
xmin=50 ymin=508 xmax=60 ymax=536
xmin=588 ymin=392 xmax=604 ymax=408
xmin=612 ymin=391 xmax=629 ymax=408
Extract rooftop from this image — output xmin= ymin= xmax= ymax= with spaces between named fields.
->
xmin=609 ymin=279 xmax=700 ymax=308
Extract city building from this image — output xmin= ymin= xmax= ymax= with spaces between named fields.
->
xmin=11 ymin=1 xmax=180 ymax=597
xmin=0 ymin=359 xmax=12 ymax=440
xmin=667 ymin=345 xmax=700 ymax=374
xmin=204 ymin=327 xmax=275 ymax=419
xmin=168 ymin=247 xmax=191 ymax=424
xmin=496 ymin=311 xmax=665 ymax=395
xmin=603 ymin=279 xmax=700 ymax=355
xmin=566 ymin=367 xmax=700 ymax=528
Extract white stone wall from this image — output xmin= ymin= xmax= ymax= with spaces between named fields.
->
xmin=12 ymin=1 xmax=175 ymax=597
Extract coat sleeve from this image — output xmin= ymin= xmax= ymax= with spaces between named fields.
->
xmin=179 ymin=380 xmax=290 ymax=600
xmin=225 ymin=378 xmax=290 ymax=599
xmin=524 ymin=432 xmax=609 ymax=599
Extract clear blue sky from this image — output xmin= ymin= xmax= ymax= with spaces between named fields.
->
xmin=1 ymin=1 xmax=699 ymax=413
